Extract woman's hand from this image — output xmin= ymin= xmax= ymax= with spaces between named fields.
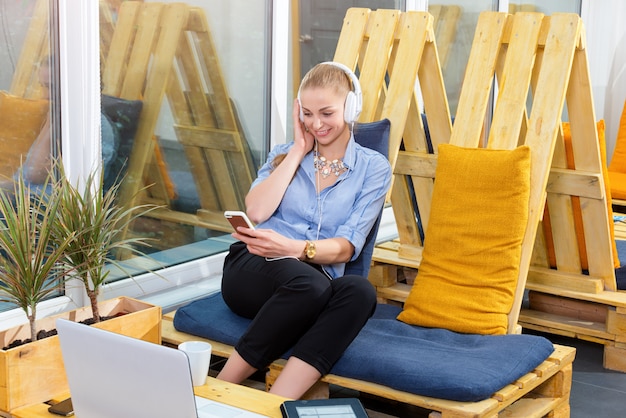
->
xmin=233 ymin=227 xmax=355 ymax=264
xmin=233 ymin=227 xmax=302 ymax=259
xmin=293 ymin=98 xmax=315 ymax=155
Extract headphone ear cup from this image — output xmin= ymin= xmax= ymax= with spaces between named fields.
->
xmin=344 ymin=91 xmax=357 ymax=124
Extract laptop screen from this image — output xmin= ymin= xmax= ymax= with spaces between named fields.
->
xmin=56 ymin=318 xmax=267 ymax=418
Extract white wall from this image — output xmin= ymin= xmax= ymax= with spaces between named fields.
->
xmin=583 ymin=1 xmax=626 ymax=162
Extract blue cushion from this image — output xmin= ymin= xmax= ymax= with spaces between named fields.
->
xmin=347 ymin=119 xmax=390 ymax=277
xmin=354 ymin=119 xmax=389 ymax=158
xmin=101 ymin=95 xmax=143 ymax=191
xmin=615 ymin=239 xmax=626 ymax=289
xmin=101 ymin=112 xmax=119 ymax=180
xmin=174 ymin=292 xmax=554 ymax=402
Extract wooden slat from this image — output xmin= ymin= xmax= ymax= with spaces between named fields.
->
xmin=567 ymin=41 xmax=616 ymax=289
xmin=510 ymin=13 xmax=584 ymax=332
xmin=116 ymin=3 xmax=189 ymax=223
xmin=333 ymin=8 xmax=370 ymax=69
xmin=10 ymin=0 xmax=50 ymax=99
xmin=488 ymin=13 xmax=543 ymax=150
xmin=450 ymin=12 xmax=508 ymax=148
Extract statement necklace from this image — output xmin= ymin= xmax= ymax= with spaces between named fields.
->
xmin=314 ymin=150 xmax=347 ymax=178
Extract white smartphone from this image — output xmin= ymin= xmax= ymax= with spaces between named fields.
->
xmin=224 ymin=210 xmax=255 ymax=232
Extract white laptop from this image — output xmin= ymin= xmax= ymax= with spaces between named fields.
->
xmin=56 ymin=318 xmax=268 ymax=418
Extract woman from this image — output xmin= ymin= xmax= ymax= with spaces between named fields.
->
xmin=217 ymin=62 xmax=392 ymax=398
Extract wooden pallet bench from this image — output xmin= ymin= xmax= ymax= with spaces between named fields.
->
xmin=370 ymin=8 xmax=622 ymax=378
xmin=162 ymin=9 xmax=577 ymax=418
xmin=162 ymin=311 xmax=575 ymax=418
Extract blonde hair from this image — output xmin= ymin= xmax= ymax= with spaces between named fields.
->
xmin=271 ymin=63 xmax=352 ymax=170
xmin=299 ymin=62 xmax=352 ymax=98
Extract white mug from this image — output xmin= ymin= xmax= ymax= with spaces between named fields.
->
xmin=178 ymin=341 xmax=212 ymax=386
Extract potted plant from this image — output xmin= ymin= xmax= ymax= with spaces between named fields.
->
xmin=0 ymin=163 xmax=162 ymax=413
xmin=52 ymin=164 xmax=159 ymax=323
xmin=0 ymin=170 xmax=73 ymax=342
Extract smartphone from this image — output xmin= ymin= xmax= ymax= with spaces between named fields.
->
xmin=48 ymin=398 xmax=74 ymax=416
xmin=224 ymin=210 xmax=255 ymax=232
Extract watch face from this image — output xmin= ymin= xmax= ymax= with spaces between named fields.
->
xmin=306 ymin=241 xmax=316 ymax=258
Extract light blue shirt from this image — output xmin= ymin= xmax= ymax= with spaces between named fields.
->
xmin=251 ymin=135 xmax=391 ymax=278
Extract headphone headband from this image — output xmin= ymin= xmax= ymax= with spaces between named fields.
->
xmin=298 ymin=61 xmax=363 ymax=124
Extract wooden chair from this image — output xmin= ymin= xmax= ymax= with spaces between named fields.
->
xmin=102 ymin=1 xmax=255 ymax=246
xmin=163 ymin=9 xmax=576 ymax=417
xmin=517 ymin=36 xmax=626 ymax=374
xmin=367 ymin=8 xmax=623 ymax=380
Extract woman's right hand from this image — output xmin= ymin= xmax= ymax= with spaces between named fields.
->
xmin=293 ymin=99 xmax=315 ymax=155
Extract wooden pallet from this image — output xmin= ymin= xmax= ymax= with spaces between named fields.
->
xmin=162 ymin=312 xmax=575 ymax=418
xmin=373 ymin=11 xmax=578 ymax=334
xmin=368 ymin=8 xmax=626 ymax=374
xmin=103 ymin=2 xmax=255 ymax=245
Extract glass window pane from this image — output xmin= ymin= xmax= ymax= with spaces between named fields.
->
xmin=508 ymin=0 xmax=581 ymax=14
xmin=428 ymin=1 xmax=498 ymax=115
xmin=99 ymin=0 xmax=270 ymax=281
xmin=297 ymin=0 xmax=406 ymax=79
xmin=0 ymin=0 xmax=61 ymax=312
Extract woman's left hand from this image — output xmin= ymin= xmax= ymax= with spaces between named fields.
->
xmin=233 ymin=227 xmax=301 ymax=259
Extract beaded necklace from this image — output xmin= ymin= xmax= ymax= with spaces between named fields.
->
xmin=313 ymin=151 xmax=346 ymax=178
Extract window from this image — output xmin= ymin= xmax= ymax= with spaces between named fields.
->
xmin=0 ymin=0 xmax=62 ymax=314
xmin=96 ymin=0 xmax=272 ymax=308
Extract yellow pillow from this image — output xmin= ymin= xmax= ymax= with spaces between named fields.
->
xmin=609 ymin=100 xmax=626 ymax=174
xmin=0 ymin=91 xmax=49 ymax=179
xmin=609 ymin=171 xmax=626 ymax=200
xmin=397 ymin=144 xmax=531 ymax=335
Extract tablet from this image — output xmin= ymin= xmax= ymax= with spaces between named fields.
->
xmin=280 ymin=398 xmax=368 ymax=418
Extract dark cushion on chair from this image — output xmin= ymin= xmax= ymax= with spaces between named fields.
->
xmin=174 ymin=292 xmax=554 ymax=402
xmin=615 ymin=239 xmax=626 ymax=290
xmin=347 ymin=119 xmax=390 ymax=277
xmin=101 ymin=95 xmax=143 ymax=191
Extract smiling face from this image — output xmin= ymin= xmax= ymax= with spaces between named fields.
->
xmin=299 ymin=86 xmax=350 ymax=148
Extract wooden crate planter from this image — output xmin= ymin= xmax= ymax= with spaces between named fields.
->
xmin=0 ymin=296 xmax=161 ymax=413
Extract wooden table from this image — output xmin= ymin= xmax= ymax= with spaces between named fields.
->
xmin=10 ymin=377 xmax=288 ymax=418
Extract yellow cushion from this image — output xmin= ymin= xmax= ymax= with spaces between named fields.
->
xmin=0 ymin=91 xmax=49 ymax=179
xmin=609 ymin=171 xmax=626 ymax=200
xmin=609 ymin=99 xmax=626 ymax=174
xmin=397 ymin=144 xmax=531 ymax=335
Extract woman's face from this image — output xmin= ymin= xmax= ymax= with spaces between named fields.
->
xmin=299 ymin=86 xmax=350 ymax=146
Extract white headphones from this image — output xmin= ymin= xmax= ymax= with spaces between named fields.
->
xmin=298 ymin=61 xmax=363 ymax=124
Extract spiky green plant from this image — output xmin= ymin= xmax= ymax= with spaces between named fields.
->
xmin=52 ymin=165 xmax=158 ymax=323
xmin=0 ymin=171 xmax=74 ymax=342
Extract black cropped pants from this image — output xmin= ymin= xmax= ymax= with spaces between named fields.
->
xmin=221 ymin=241 xmax=376 ymax=375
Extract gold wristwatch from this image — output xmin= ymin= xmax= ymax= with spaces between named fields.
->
xmin=304 ymin=240 xmax=316 ymax=260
